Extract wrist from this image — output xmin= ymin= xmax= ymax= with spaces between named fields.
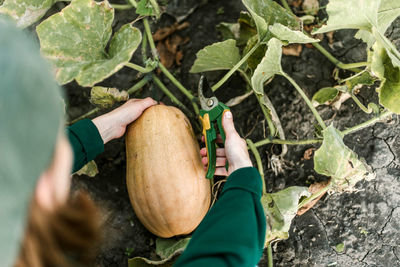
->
xmin=92 ymin=115 xmax=115 ymax=144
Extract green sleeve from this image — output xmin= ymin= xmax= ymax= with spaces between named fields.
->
xmin=66 ymin=119 xmax=104 ymax=173
xmin=174 ymin=167 xmax=266 ymax=267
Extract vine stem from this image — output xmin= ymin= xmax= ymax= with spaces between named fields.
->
xmin=297 ymin=181 xmax=333 ymax=210
xmin=247 ymin=139 xmax=266 ymax=195
xmin=158 ymin=63 xmax=200 ymax=115
xmin=143 ymin=19 xmax=158 ymax=59
xmin=350 ymin=94 xmax=372 ymax=114
xmin=68 ymin=77 xmax=150 ymax=124
xmin=125 ymin=0 xmax=138 ymax=8
xmin=267 ymin=244 xmax=274 ymax=267
xmin=253 ymin=138 xmax=322 ymax=148
xmin=152 ymin=75 xmax=194 ymax=117
xmin=110 ymin=3 xmax=133 ymax=10
xmin=212 ymin=42 xmax=261 ymax=92
xmin=341 ymin=110 xmax=393 ymax=136
xmin=311 ymin=42 xmax=364 ymax=72
xmin=125 ymin=62 xmax=154 ymax=73
xmin=282 ymin=73 xmax=327 ymax=130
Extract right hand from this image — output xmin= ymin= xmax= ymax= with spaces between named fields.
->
xmin=200 ymin=111 xmax=252 ymax=176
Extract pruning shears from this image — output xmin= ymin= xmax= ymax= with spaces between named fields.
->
xmin=198 ymin=75 xmax=230 ymax=179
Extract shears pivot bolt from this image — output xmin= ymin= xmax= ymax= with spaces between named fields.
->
xmin=207 ymin=99 xmax=214 ymax=107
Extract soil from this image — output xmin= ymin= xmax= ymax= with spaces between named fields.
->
xmin=57 ymin=0 xmax=400 ymax=266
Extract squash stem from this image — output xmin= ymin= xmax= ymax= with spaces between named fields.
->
xmin=158 ymin=63 xmax=199 ymax=115
xmin=253 ymin=138 xmax=322 ymax=148
xmin=282 ymin=73 xmax=327 ymax=130
xmin=246 ymin=139 xmax=266 ymax=195
xmin=350 ymin=94 xmax=373 ymax=114
xmin=110 ymin=3 xmax=133 ymax=10
xmin=152 ymin=75 xmax=194 ymax=117
xmin=68 ymin=77 xmax=150 ymax=125
xmin=267 ymin=244 xmax=274 ymax=267
xmin=125 ymin=62 xmax=154 ymax=73
xmin=311 ymin=42 xmax=362 ymax=72
xmin=256 ymin=93 xmax=277 ymax=138
xmin=212 ymin=42 xmax=261 ymax=92
xmin=141 ymin=30 xmax=148 ymax=64
xmin=341 ymin=110 xmax=393 ymax=136
xmin=143 ymin=19 xmax=158 ymax=59
xmin=125 ymin=0 xmax=138 ymax=8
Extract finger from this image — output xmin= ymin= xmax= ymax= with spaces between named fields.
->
xmin=201 ymin=156 xmax=208 ymax=165
xmin=216 ymin=157 xmax=226 ymax=167
xmin=216 ymin=134 xmax=224 ymax=143
xmin=201 ymin=135 xmax=205 ymax=142
xmin=200 ymin=148 xmax=225 ymax=157
xmin=215 ymin=167 xmax=228 ymax=176
xmin=139 ymin=97 xmax=157 ymax=109
xmin=222 ymin=111 xmax=237 ymax=139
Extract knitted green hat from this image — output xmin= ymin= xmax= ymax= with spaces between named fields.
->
xmin=0 ymin=19 xmax=64 ymax=266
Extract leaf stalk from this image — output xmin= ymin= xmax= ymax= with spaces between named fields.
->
xmin=247 ymin=139 xmax=266 ymax=195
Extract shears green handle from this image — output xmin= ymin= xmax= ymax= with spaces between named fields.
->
xmin=199 ymin=103 xmax=230 ymax=179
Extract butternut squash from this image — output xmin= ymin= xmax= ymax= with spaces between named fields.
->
xmin=125 ymin=105 xmax=211 ymax=238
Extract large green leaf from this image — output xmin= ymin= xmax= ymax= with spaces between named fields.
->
xmin=269 ymin=23 xmax=319 ymax=44
xmin=313 ymin=0 xmax=380 ymax=34
xmin=190 ymin=39 xmax=241 ymax=73
xmin=242 ymin=0 xmax=299 ymax=42
xmin=262 ymin=187 xmax=310 ymax=246
xmin=251 ymin=38 xmax=283 ymax=95
xmin=0 ymin=0 xmax=59 ymax=28
xmin=314 ymin=125 xmax=375 ymax=192
xmin=128 ymin=237 xmax=190 ymax=267
xmin=378 ymin=0 xmax=400 ymax=33
xmin=36 ymin=0 xmax=142 ymax=87
xmin=371 ymin=42 xmax=400 ymax=114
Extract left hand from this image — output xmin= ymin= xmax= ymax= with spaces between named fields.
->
xmin=92 ymin=97 xmax=157 ymax=144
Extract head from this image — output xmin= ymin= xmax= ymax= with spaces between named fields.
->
xmin=0 ymin=19 xmax=99 ymax=267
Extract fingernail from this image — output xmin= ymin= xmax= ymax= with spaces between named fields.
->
xmin=225 ymin=111 xmax=232 ymax=119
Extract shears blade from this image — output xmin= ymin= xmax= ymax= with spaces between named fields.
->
xmin=198 ymin=75 xmax=219 ymax=111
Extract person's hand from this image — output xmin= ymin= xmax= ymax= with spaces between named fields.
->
xmin=92 ymin=98 xmax=157 ymax=144
xmin=200 ymin=111 xmax=252 ymax=176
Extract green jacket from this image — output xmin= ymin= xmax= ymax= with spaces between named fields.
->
xmin=67 ymin=119 xmax=266 ymax=267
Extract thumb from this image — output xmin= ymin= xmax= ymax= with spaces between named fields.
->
xmin=139 ymin=97 xmax=157 ymax=109
xmin=222 ymin=111 xmax=237 ymax=138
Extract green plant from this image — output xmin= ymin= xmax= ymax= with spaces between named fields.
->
xmin=2 ymin=0 xmax=399 ymax=266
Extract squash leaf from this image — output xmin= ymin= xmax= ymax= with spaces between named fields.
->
xmin=269 ymin=23 xmax=319 ymax=44
xmin=251 ymin=38 xmax=283 ymax=95
xmin=242 ymin=0 xmax=299 ymax=43
xmin=0 ymin=0 xmax=60 ymax=28
xmin=243 ymin=34 xmax=267 ymax=71
xmin=314 ymin=125 xmax=375 ymax=192
xmin=262 ymin=187 xmax=310 ymax=246
xmin=128 ymin=237 xmax=190 ymax=267
xmin=136 ymin=0 xmax=154 ymax=16
xmin=190 ymin=39 xmax=241 ymax=73
xmin=90 ymin=86 xmax=129 ymax=109
xmin=36 ymin=0 xmax=142 ymax=87
xmin=371 ymin=42 xmax=400 ymax=114
xmin=312 ymin=87 xmax=339 ymax=105
xmin=75 ymin=160 xmax=99 ymax=177
xmin=217 ymin=11 xmax=257 ymax=47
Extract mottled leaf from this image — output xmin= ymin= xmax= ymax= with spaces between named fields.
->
xmin=217 ymin=11 xmax=257 ymax=47
xmin=378 ymin=0 xmax=400 ymax=33
xmin=75 ymin=160 xmax=98 ymax=177
xmin=314 ymin=125 xmax=375 ymax=192
xmin=269 ymin=23 xmax=319 ymax=44
xmin=372 ymin=28 xmax=400 ymax=68
xmin=312 ymin=87 xmax=339 ymax=105
xmin=372 ymin=42 xmax=400 ymax=114
xmin=90 ymin=86 xmax=128 ymax=109
xmin=0 ymin=0 xmax=59 ymax=28
xmin=313 ymin=0 xmax=380 ymax=34
xmin=262 ymin=187 xmax=310 ymax=246
xmin=251 ymin=38 xmax=283 ymax=95
xmin=242 ymin=0 xmax=299 ymax=42
xmin=36 ymin=0 xmax=142 ymax=87
xmin=243 ymin=34 xmax=267 ymax=71
xmin=128 ymin=237 xmax=190 ymax=267
xmin=136 ymin=0 xmax=154 ymax=16
xmin=190 ymin=39 xmax=241 ymax=73
xmin=345 ymin=71 xmax=377 ymax=92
